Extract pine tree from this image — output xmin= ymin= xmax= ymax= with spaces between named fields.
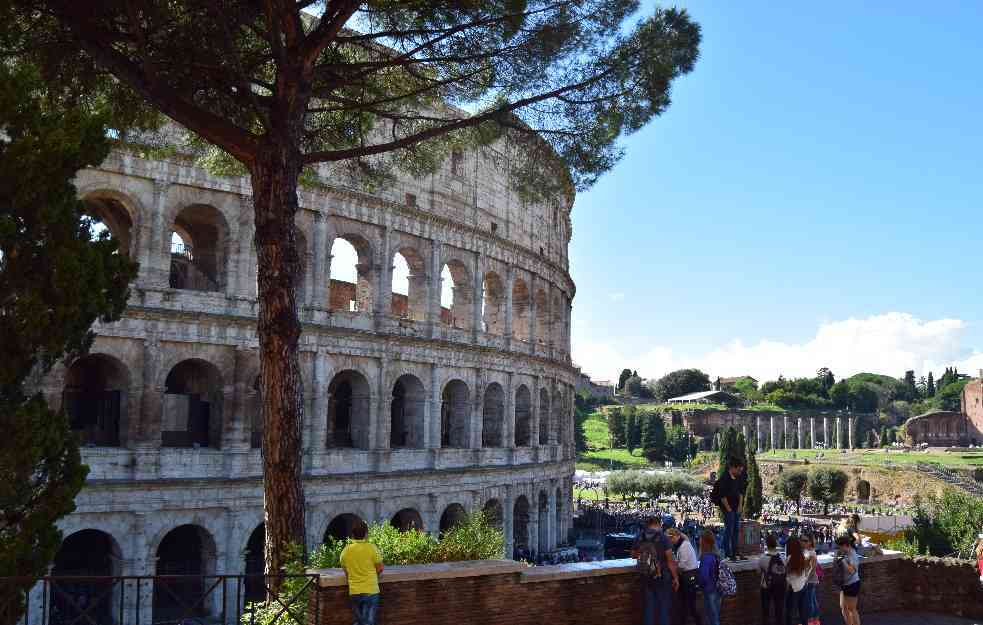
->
xmin=624 ymin=407 xmax=640 ymax=454
xmin=743 ymin=447 xmax=764 ymax=518
xmin=641 ymin=413 xmax=667 ymax=463
xmin=0 ymin=63 xmax=135 ymax=623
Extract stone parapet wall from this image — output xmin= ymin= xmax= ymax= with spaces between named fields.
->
xmin=310 ymin=553 xmax=983 ymax=625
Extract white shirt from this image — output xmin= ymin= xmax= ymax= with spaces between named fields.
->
xmin=675 ymin=538 xmax=699 ymax=572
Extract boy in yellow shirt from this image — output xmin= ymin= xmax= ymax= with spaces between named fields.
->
xmin=339 ymin=521 xmax=384 ymax=625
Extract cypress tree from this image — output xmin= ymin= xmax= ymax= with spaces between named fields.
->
xmin=743 ymin=447 xmax=764 ymax=518
xmin=641 ymin=413 xmax=667 ymax=463
xmin=607 ymin=407 xmax=627 ymax=448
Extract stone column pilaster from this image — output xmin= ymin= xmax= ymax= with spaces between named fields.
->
xmin=504 ymin=264 xmax=514 ymax=348
xmin=375 ymin=225 xmax=392 ymax=326
xmin=311 ymin=213 xmax=328 ymax=309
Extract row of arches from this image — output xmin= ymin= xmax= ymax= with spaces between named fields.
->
xmin=46 ymin=498 xmax=507 ymax=624
xmin=80 ymin=191 xmax=571 ymax=348
xmin=61 ymin=353 xmax=572 ymax=450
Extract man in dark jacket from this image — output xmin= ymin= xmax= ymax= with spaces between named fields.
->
xmin=712 ymin=457 xmax=746 ymax=561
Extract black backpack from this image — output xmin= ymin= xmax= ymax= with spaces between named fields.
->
xmin=636 ymin=533 xmax=665 ymax=583
xmin=831 ymin=555 xmax=847 ymax=588
xmin=765 ymin=554 xmax=786 ymax=590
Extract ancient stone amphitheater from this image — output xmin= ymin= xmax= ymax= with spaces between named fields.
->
xmin=35 ymin=138 xmax=577 ymax=611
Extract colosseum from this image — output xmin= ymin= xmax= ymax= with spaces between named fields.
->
xmin=30 ymin=134 xmax=577 ymax=620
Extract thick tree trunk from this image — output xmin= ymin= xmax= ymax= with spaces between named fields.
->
xmin=251 ymin=142 xmax=306 ymax=589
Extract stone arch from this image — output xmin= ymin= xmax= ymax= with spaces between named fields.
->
xmin=324 ymin=513 xmax=364 ymax=543
xmin=391 ymin=246 xmax=428 ymax=321
xmin=513 ymin=496 xmax=530 ymax=553
xmin=440 ymin=259 xmax=472 ymax=330
xmin=163 ymin=359 xmax=224 ymax=448
xmin=534 ymin=288 xmax=549 ymax=345
xmin=391 ymin=374 xmax=426 ymax=448
xmin=243 ymin=523 xmax=265 ymax=602
xmin=390 ymin=508 xmax=424 ymax=533
xmin=169 ymin=203 xmax=229 ymax=291
xmin=538 ymin=491 xmax=549 ymax=553
xmin=50 ymin=529 xmax=123 ymax=625
xmin=857 ymin=480 xmax=871 ymax=502
xmin=483 ymin=499 xmax=503 ymax=530
xmin=81 ymin=192 xmax=138 ymax=258
xmin=514 ymin=385 xmax=532 ymax=446
xmin=552 ymin=292 xmax=566 ymax=350
xmin=481 ymin=271 xmax=506 ymax=335
xmin=327 ymin=370 xmax=371 ymax=449
xmin=441 ymin=379 xmax=470 ymax=448
xmin=439 ymin=503 xmax=468 ymax=535
xmin=329 ymin=234 xmax=374 ymax=313
xmin=63 ymin=353 xmax=130 ymax=447
xmin=538 ymin=387 xmax=550 ymax=445
xmin=153 ymin=524 xmax=218 ymax=623
xmin=482 ymin=382 xmax=505 ymax=448
xmin=511 ymin=277 xmax=531 ymax=341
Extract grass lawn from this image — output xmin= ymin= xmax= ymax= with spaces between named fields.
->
xmin=760 ymin=448 xmax=983 ymax=470
xmin=576 ymin=448 xmax=651 ymax=472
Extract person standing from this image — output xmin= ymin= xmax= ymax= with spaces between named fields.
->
xmin=757 ymin=534 xmax=785 ymax=625
xmin=340 ymin=521 xmax=384 ymax=625
xmin=784 ymin=536 xmax=812 ymax=625
xmin=835 ymin=535 xmax=861 ymax=625
xmin=666 ymin=528 xmax=700 ymax=625
xmin=800 ymin=533 xmax=821 ymax=625
xmin=633 ymin=517 xmax=680 ymax=625
xmin=696 ymin=530 xmax=722 ymax=625
xmin=975 ymin=533 xmax=983 ymax=586
xmin=711 ymin=457 xmax=746 ymax=561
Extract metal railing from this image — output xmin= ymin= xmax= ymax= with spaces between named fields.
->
xmin=2 ymin=574 xmax=319 ymax=625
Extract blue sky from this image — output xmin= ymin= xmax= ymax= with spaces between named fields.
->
xmin=570 ymin=1 xmax=983 ymax=383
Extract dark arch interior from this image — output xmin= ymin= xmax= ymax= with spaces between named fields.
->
xmin=244 ymin=524 xmax=265 ymax=602
xmin=64 ymin=355 xmax=125 ymax=447
xmin=514 ymin=386 xmax=532 ymax=446
xmin=390 ymin=508 xmax=423 ymax=533
xmin=513 ymin=497 xmax=530 ymax=555
xmin=439 ymin=504 xmax=468 ymax=535
xmin=390 ymin=375 xmax=425 ymax=448
xmin=483 ymin=499 xmax=503 ymax=530
xmin=154 ymin=525 xmax=213 ymax=622
xmin=50 ymin=530 xmax=118 ymax=625
xmin=163 ymin=360 xmax=222 ymax=448
xmin=325 ymin=514 xmax=363 ymax=543
xmin=83 ymin=196 xmax=133 ymax=256
xmin=440 ymin=380 xmax=470 ymax=448
xmin=327 ymin=371 xmax=370 ymax=448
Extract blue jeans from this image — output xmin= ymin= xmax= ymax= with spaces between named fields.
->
xmin=722 ymin=511 xmax=740 ymax=558
xmin=703 ymin=590 xmax=722 ymax=625
xmin=642 ymin=583 xmax=671 ymax=625
xmin=785 ymin=588 xmax=809 ymax=625
xmin=804 ymin=583 xmax=819 ymax=618
xmin=350 ymin=593 xmax=379 ymax=625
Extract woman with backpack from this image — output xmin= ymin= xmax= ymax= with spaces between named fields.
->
xmin=784 ymin=535 xmax=813 ymax=625
xmin=697 ymin=530 xmax=723 ymax=625
xmin=757 ymin=534 xmax=785 ymax=625
xmin=633 ymin=518 xmax=680 ymax=625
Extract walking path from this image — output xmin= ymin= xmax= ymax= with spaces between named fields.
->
xmin=823 ymin=612 xmax=980 ymax=625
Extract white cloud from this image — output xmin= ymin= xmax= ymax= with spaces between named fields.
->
xmin=573 ymin=312 xmax=979 ymax=383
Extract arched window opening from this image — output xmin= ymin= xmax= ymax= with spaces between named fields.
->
xmin=63 ymin=354 xmax=128 ymax=447
xmin=82 ymin=195 xmax=134 ymax=257
xmin=481 ymin=272 xmax=505 ymax=335
xmin=325 ymin=514 xmax=364 ymax=543
xmin=511 ymin=279 xmax=530 ymax=342
xmin=538 ymin=492 xmax=549 ymax=553
xmin=539 ymin=388 xmax=550 ymax=445
xmin=439 ymin=503 xmax=468 ymax=535
xmin=244 ymin=524 xmax=265 ymax=602
xmin=482 ymin=382 xmax=505 ymax=448
xmin=51 ymin=530 xmax=121 ymax=625
xmin=534 ymin=289 xmax=549 ymax=345
xmin=552 ymin=390 xmax=564 ymax=446
xmin=483 ymin=499 xmax=503 ymax=531
xmin=327 ymin=370 xmax=371 ymax=448
xmin=391 ymin=248 xmax=428 ymax=321
xmin=514 ymin=385 xmax=532 ymax=447
xmin=513 ymin=496 xmax=530 ymax=555
xmin=329 ymin=236 xmax=373 ymax=313
xmin=391 ymin=374 xmax=426 ymax=448
xmin=154 ymin=525 xmax=217 ymax=623
xmin=440 ymin=380 xmax=470 ymax=448
xmin=390 ymin=508 xmax=424 ymax=533
xmin=169 ymin=204 xmax=226 ymax=291
xmin=439 ymin=261 xmax=471 ymax=330
xmin=162 ymin=359 xmax=223 ymax=448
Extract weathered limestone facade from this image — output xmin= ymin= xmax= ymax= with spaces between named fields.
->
xmin=35 ymin=141 xmax=577 ymax=608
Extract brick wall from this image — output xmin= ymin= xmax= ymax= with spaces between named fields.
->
xmin=962 ymin=378 xmax=983 ymax=442
xmin=310 ymin=552 xmax=980 ymax=625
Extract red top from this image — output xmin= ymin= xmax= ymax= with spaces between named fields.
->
xmin=977 ymin=558 xmax=983 ymax=577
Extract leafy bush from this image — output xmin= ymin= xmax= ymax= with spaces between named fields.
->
xmin=604 ymin=470 xmax=702 ymax=501
xmin=890 ymin=490 xmax=983 ymax=559
xmin=806 ymin=467 xmax=848 ymax=514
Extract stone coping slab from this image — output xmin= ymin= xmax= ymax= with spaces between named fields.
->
xmin=311 ymin=551 xmax=904 ymax=588
xmin=311 ymin=559 xmax=528 ymax=587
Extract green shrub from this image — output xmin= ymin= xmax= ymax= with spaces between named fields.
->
xmin=893 ymin=490 xmax=983 ymax=559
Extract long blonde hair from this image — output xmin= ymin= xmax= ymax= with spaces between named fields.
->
xmin=976 ymin=537 xmax=983 ymax=560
